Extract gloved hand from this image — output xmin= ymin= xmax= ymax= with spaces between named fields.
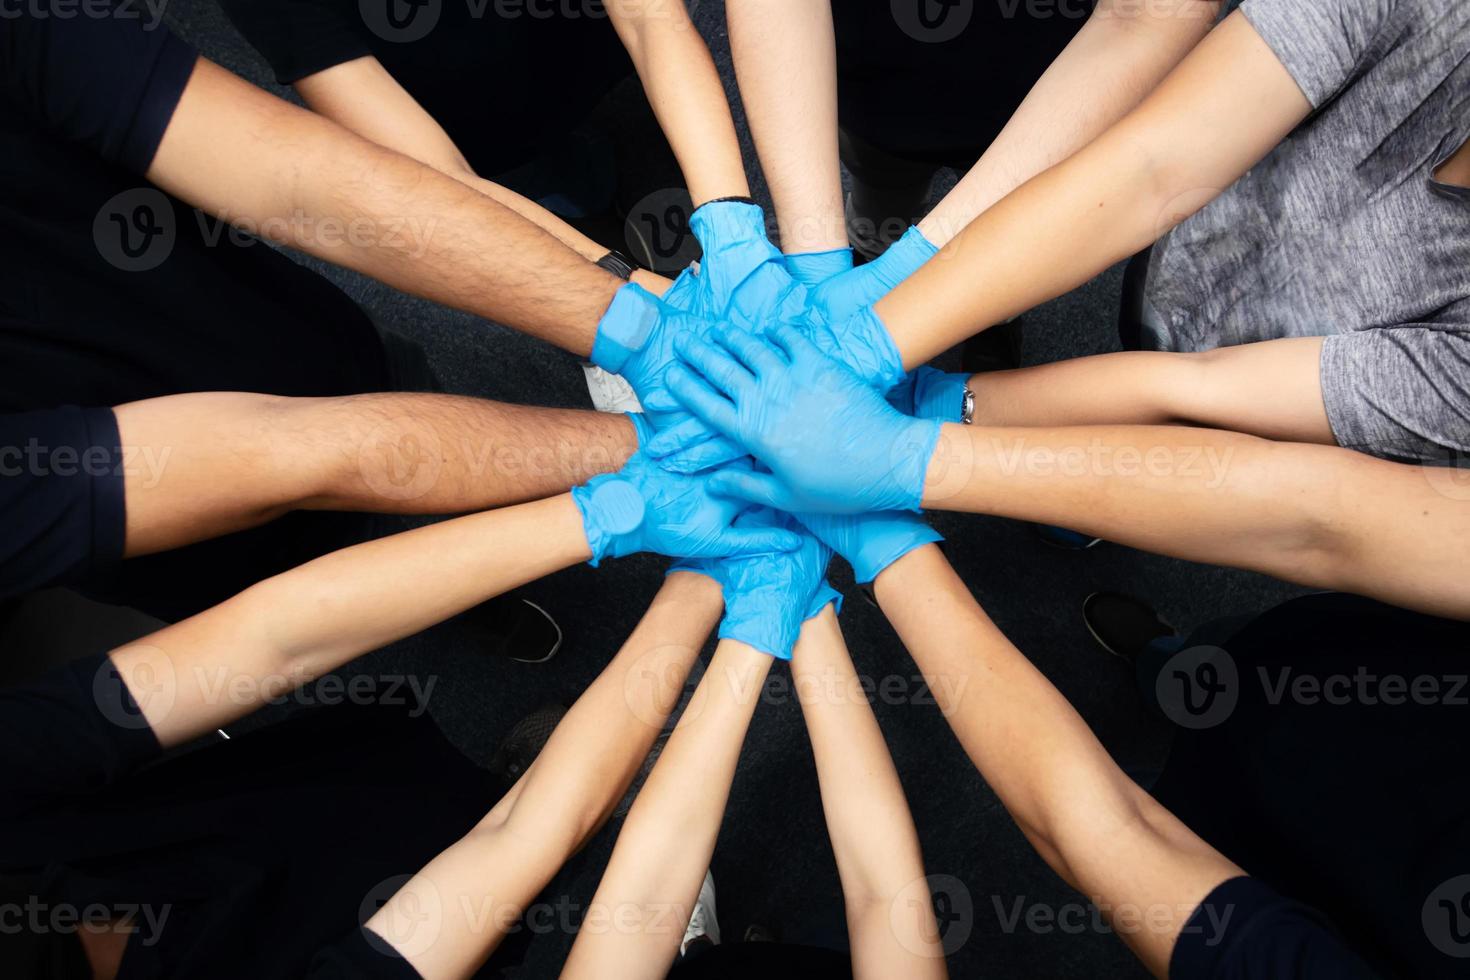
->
xmin=571 ymin=452 xmax=801 ymax=566
xmin=800 ymin=510 xmax=942 ymax=585
xmin=806 ymin=226 xmax=936 ymax=325
xmin=679 ymin=200 xmax=812 ymax=340
xmin=627 ymin=412 xmax=654 ymax=449
xmin=785 ymin=247 xmax=854 ymax=286
xmin=672 ymin=510 xmax=841 ymax=660
xmin=653 ymin=324 xmax=942 ymax=514
xmin=885 ymin=366 xmax=971 ymax=423
xmin=593 ymin=282 xmax=744 ymax=473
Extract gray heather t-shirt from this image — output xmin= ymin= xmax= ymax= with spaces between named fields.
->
xmin=1144 ymin=0 xmax=1470 ymax=462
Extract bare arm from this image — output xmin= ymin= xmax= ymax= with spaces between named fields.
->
xmin=967 ymin=336 xmax=1335 ymax=446
xmin=919 ymin=0 xmax=1223 ymax=246
xmin=561 ymin=638 xmax=772 ymax=979
xmin=793 ymin=607 xmax=947 ymax=979
xmin=294 ymin=56 xmax=611 ymax=261
xmin=365 ymin=571 xmax=723 ymax=978
xmin=726 ymin=0 xmax=843 ymax=252
xmin=109 ymin=493 xmax=593 ymax=748
xmin=921 ymin=423 xmax=1470 ymax=620
xmin=876 ymin=545 xmax=1242 ymax=976
xmin=880 ymin=11 xmax=1310 ymax=365
xmin=147 ymin=58 xmax=623 ymax=356
xmin=113 ymin=391 xmax=641 ymax=558
xmin=606 ymin=0 xmax=750 ymax=205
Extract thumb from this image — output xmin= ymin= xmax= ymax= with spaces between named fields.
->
xmin=707 ymin=470 xmax=800 ymax=512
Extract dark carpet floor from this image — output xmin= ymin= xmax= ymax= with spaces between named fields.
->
xmin=11 ymin=2 xmax=1309 ymax=977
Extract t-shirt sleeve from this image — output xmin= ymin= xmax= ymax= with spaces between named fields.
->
xmin=1170 ymin=876 xmax=1380 ymax=979
xmin=216 ymin=0 xmax=373 ymax=86
xmin=308 ymin=926 xmax=424 ymax=979
xmin=0 ymin=3 xmax=198 ymax=173
xmin=1239 ymin=0 xmax=1398 ymax=108
xmin=1319 ymin=325 xmax=1470 ymax=462
xmin=0 ymin=653 xmax=161 ymax=832
xmin=0 ymin=407 xmax=128 ymax=599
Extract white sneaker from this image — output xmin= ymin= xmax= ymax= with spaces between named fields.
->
xmin=680 ymin=870 xmax=721 ymax=955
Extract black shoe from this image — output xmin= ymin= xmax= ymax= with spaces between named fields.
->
xmin=454 ymin=594 xmax=562 ymax=664
xmin=487 ymin=703 xmax=567 ymax=783
xmin=961 ymin=318 xmax=1024 ymax=374
xmin=1082 ymin=592 xmax=1176 ymax=666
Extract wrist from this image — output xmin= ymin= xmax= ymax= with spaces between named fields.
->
xmin=592 ymin=283 xmax=661 ymax=375
xmin=785 ymin=247 xmax=854 ymax=286
xmin=570 ymin=475 xmax=647 ymax=566
xmin=919 ymin=422 xmax=977 ymax=512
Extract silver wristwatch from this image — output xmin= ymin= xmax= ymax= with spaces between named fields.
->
xmin=961 ymin=385 xmax=976 ymax=425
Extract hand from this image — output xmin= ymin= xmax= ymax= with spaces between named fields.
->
xmin=654 ymin=324 xmax=942 ymax=514
xmin=571 ymin=452 xmax=801 ymax=565
xmin=806 ymin=226 xmax=936 ymax=325
xmin=785 ymin=247 xmax=854 ymax=286
xmin=673 ymin=510 xmax=841 ymax=660
xmin=680 ymin=200 xmax=811 ymax=338
xmin=800 ymin=510 xmax=942 ymax=585
xmin=593 ymin=283 xmax=744 ymax=471
xmin=885 ymin=366 xmax=971 ymax=423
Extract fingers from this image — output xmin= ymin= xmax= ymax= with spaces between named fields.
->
xmin=664 ymin=362 xmax=741 ymax=437
xmin=640 ymin=387 xmax=682 ymax=414
xmin=719 ymin=526 xmax=803 ymax=555
xmin=645 ymin=413 xmax=713 ymax=458
xmin=707 ymin=469 xmax=800 ymax=512
xmin=660 ymin=436 xmax=748 ymax=475
xmin=712 ymin=324 xmax=788 ymax=378
xmin=673 ymin=332 xmax=757 ymax=400
xmin=769 ymin=322 xmax=825 ymax=362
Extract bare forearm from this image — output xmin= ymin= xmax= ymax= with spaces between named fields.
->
xmin=727 ymin=0 xmax=844 ymax=251
xmin=608 ymin=0 xmax=749 ymax=204
xmin=112 ymin=495 xmax=591 ymax=747
xmin=115 ymin=392 xmax=640 ymax=558
xmin=366 ymin=572 xmax=722 ymax=978
xmin=793 ymin=608 xmax=946 ymax=977
xmin=881 ymin=13 xmax=1308 ymax=365
xmin=148 ymin=59 xmax=622 ymax=356
xmin=919 ymin=0 xmax=1221 ymax=246
xmin=921 ymin=424 xmax=1470 ymax=619
xmin=874 ymin=546 xmax=1239 ymax=974
xmin=968 ymin=337 xmax=1333 ymax=445
xmin=562 ymin=640 xmax=771 ymax=979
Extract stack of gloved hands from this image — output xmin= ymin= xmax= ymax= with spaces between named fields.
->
xmin=571 ymin=200 xmax=965 ymax=658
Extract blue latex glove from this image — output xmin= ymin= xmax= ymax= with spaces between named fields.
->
xmin=654 ymin=324 xmax=942 ymax=514
xmin=885 ymin=366 xmax=970 ymax=423
xmin=626 ymin=412 xmax=654 ymax=449
xmin=671 ymin=510 xmax=842 ymax=660
xmin=806 ymin=226 xmax=936 ymax=325
xmin=685 ymin=200 xmax=812 ymax=338
xmin=800 ymin=510 xmax=942 ymax=585
xmin=593 ymin=283 xmax=745 ymax=473
xmin=804 ymin=304 xmax=907 ymax=393
xmin=785 ymin=247 xmax=854 ymax=286
xmin=571 ymin=452 xmax=800 ymax=566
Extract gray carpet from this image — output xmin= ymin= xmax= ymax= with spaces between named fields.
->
xmin=30 ymin=2 xmax=1308 ymax=976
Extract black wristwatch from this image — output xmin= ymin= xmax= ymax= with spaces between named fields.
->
xmin=596 ymin=250 xmax=637 ymax=281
